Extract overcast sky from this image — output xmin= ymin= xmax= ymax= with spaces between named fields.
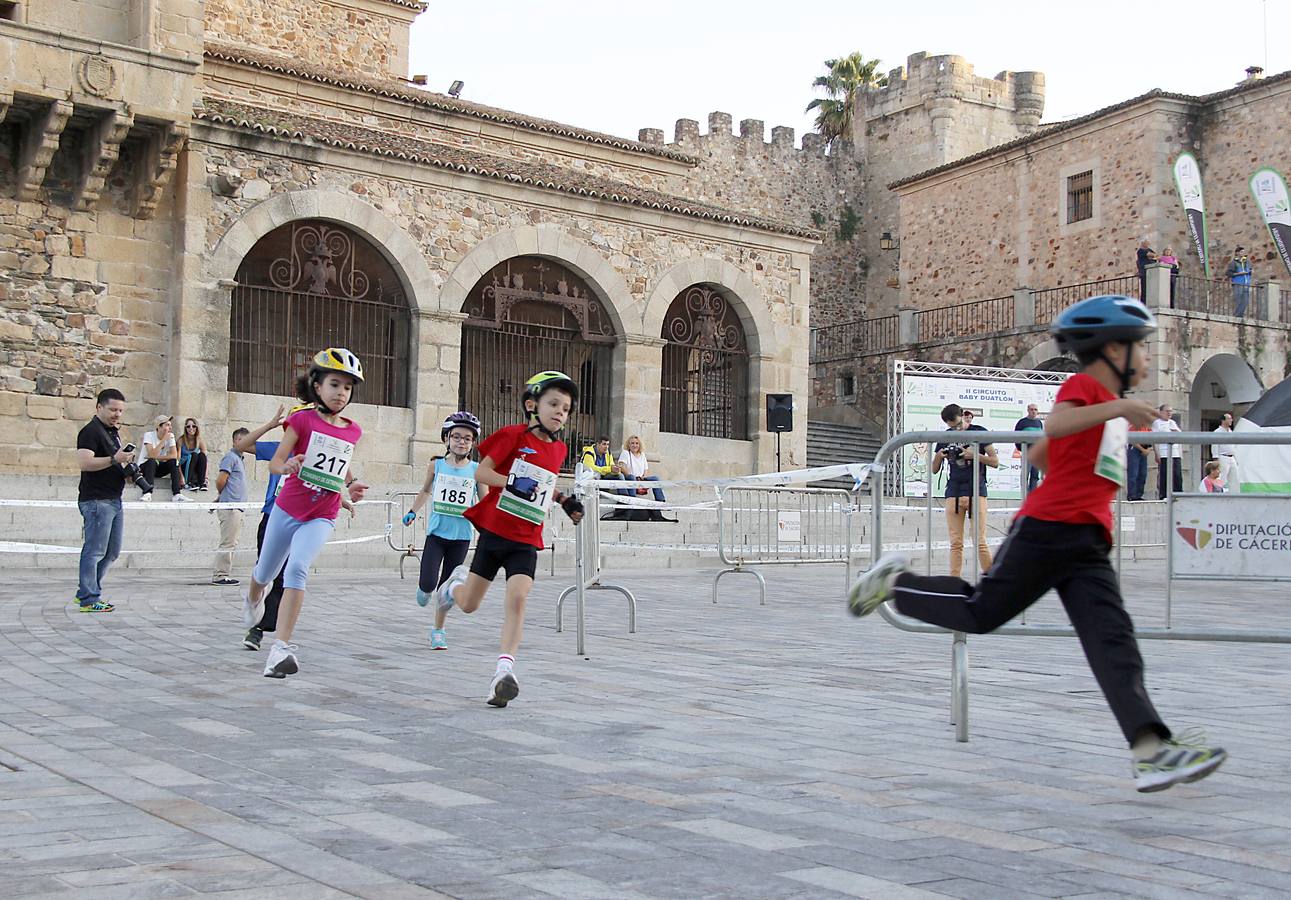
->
xmin=409 ymin=0 xmax=1288 ymax=145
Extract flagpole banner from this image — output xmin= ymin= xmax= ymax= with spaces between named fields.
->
xmin=1173 ymin=152 xmax=1210 ymax=277
xmin=1250 ymin=167 xmax=1291 ymax=277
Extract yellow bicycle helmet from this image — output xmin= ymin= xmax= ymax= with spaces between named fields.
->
xmin=521 ymin=370 xmax=578 ymax=407
xmin=311 ymin=347 xmax=364 ymax=384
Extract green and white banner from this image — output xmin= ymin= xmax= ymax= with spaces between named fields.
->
xmin=1173 ymin=152 xmax=1210 ymax=277
xmin=1250 ymin=167 xmax=1291 ymax=277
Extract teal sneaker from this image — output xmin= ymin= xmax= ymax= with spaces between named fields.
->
xmin=1134 ymin=728 xmax=1227 ymax=793
xmin=429 ymin=628 xmax=447 ymax=650
xmin=77 ymin=599 xmax=115 ymax=613
xmin=415 ymin=588 xmax=430 ymax=608
xmin=846 ymin=553 xmax=910 ymax=617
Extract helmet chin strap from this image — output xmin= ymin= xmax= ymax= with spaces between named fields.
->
xmin=1098 ymin=341 xmax=1136 ymax=398
xmin=526 ymin=407 xmax=563 ymax=439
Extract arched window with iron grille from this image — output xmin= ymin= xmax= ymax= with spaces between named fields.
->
xmin=660 ymin=285 xmax=750 ymax=440
xmin=227 ymin=221 xmax=412 ymax=407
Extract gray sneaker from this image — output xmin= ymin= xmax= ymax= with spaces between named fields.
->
xmin=847 ymin=553 xmax=910 ymax=617
xmin=435 ymin=565 xmax=469 ymax=613
xmin=1134 ymin=729 xmax=1227 ymax=792
xmin=242 ymin=627 xmax=263 ymax=651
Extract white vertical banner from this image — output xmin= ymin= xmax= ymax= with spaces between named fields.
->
xmin=1250 ymin=167 xmax=1291 ymax=277
xmin=1173 ymin=152 xmax=1210 ymax=277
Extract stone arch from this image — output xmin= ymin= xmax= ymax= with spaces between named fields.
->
xmin=643 ymin=259 xmax=776 ymax=356
xmin=438 ymin=225 xmax=634 ymax=338
xmin=1188 ymin=351 xmax=1264 ymax=429
xmin=1014 ymin=337 xmax=1067 ymax=372
xmin=206 ymin=189 xmax=436 ymax=314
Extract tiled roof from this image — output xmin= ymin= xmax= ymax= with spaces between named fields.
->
xmin=379 ymin=0 xmax=428 ymax=9
xmin=194 ymin=98 xmax=821 ymax=240
xmin=890 ymin=67 xmax=1291 ymax=189
xmin=203 ymin=43 xmax=699 ymax=165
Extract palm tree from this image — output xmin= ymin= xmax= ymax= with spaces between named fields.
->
xmin=806 ymin=53 xmax=887 ymax=148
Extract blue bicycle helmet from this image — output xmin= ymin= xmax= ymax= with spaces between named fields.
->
xmin=1051 ymin=295 xmax=1157 ymax=355
xmin=1052 ymin=295 xmax=1157 ymax=396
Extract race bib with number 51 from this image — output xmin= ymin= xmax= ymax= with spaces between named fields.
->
xmin=299 ymin=431 xmax=355 ymax=493
xmin=432 ymin=471 xmax=475 ymax=517
xmin=497 ymin=458 xmax=557 ymax=525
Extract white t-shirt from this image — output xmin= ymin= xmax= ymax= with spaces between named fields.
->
xmin=1151 ymin=417 xmax=1182 ymax=458
xmin=139 ymin=430 xmax=176 ymax=463
xmin=617 ymin=450 xmax=649 ymax=478
xmin=1212 ymin=425 xmax=1235 ymax=457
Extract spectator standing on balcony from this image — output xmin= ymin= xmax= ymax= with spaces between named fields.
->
xmin=1212 ymin=411 xmax=1238 ymax=491
xmin=1013 ymin=403 xmax=1044 ymax=493
xmin=1152 ymin=404 xmax=1184 ymax=498
xmin=1226 ymin=247 xmax=1253 ymax=316
xmin=1136 ymin=241 xmax=1157 ymax=301
xmin=1157 ymin=247 xmax=1180 ymax=308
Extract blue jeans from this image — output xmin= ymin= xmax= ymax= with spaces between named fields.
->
xmin=77 ymin=499 xmax=124 ymax=603
xmin=1127 ymin=447 xmax=1147 ymax=501
xmin=617 ymin=475 xmax=666 ymax=503
xmin=1233 ymin=283 xmax=1251 ymax=317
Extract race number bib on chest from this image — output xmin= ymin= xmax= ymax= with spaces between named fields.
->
xmin=1095 ymin=417 xmax=1129 ymax=487
xmin=299 ymin=431 xmax=355 ymax=493
xmin=497 ymin=458 xmax=557 ymax=525
xmin=432 ymin=471 xmax=475 ymax=517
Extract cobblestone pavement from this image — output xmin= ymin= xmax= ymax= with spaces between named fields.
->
xmin=2 ymin=560 xmax=1290 ymax=899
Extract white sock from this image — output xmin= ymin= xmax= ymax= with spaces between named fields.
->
xmin=496 ymin=654 xmax=515 ymax=675
xmin=1132 ymin=733 xmax=1164 ymax=760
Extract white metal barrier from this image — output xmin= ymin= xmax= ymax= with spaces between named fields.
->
xmin=870 ymin=429 xmax=1291 ymax=743
xmin=713 ymin=484 xmax=857 ymax=604
xmin=554 ymin=480 xmax=638 ymax=655
xmin=386 ymin=491 xmax=423 ymax=579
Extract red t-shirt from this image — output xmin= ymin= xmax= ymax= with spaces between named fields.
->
xmin=1017 ymin=373 xmax=1119 ymax=542
xmin=464 ymin=423 xmax=566 ymax=549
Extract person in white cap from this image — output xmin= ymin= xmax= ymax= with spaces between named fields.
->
xmin=138 ymin=414 xmax=190 ymax=501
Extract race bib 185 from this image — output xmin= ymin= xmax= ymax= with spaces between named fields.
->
xmin=432 ymin=471 xmax=475 ymax=517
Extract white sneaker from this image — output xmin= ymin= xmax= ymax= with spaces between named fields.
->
xmin=173 ymin=494 xmax=192 ymax=503
xmin=241 ymin=589 xmax=265 ymax=629
xmin=140 ymin=493 xmax=153 ymax=502
xmin=1134 ymin=728 xmax=1227 ymax=793
xmin=263 ymin=640 xmax=299 ymax=679
xmin=846 ymin=553 xmax=910 ymax=618
xmin=486 ymin=670 xmax=519 ymax=707
xmin=435 ymin=565 xmax=469 ymax=613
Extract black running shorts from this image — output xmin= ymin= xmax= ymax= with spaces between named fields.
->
xmin=469 ymin=528 xmax=538 ymax=581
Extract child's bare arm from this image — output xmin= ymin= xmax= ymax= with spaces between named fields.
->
xmin=1046 ymin=399 xmax=1156 ymax=438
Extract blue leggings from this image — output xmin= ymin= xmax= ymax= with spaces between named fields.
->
xmin=252 ymin=504 xmax=335 ymax=591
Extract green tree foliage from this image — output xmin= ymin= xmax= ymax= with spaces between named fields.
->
xmin=806 ymin=53 xmax=887 ymax=148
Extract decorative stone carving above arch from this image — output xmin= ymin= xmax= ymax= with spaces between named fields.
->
xmin=438 ymin=225 xmax=634 ymax=338
xmin=643 ymin=258 xmax=776 ymax=358
xmin=205 ymin=189 xmax=436 ymax=314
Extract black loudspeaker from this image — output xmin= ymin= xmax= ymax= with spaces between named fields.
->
xmin=766 ymin=394 xmax=794 ymax=433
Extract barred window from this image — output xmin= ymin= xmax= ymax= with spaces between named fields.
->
xmin=660 ymin=285 xmax=749 ymax=440
xmin=228 ymin=221 xmax=411 ymax=407
xmin=1066 ymin=170 xmax=1093 ymax=224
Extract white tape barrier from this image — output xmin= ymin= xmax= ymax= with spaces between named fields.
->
xmin=0 ymin=498 xmax=394 ymax=511
xmin=0 ymin=532 xmax=390 ymax=555
xmin=575 ymin=462 xmax=881 ymax=492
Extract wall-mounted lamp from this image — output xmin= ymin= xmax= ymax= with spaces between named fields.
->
xmin=879 ymin=230 xmax=900 ymax=252
xmin=448 ymin=80 xmax=464 ymax=98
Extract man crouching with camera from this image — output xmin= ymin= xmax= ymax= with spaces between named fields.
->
xmin=932 ymin=403 xmax=999 ymax=578
xmin=75 ymin=388 xmax=145 ymax=612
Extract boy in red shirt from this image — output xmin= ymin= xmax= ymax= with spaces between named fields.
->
xmin=847 ymin=295 xmax=1226 ymax=793
xmin=434 ymin=371 xmax=584 ymax=707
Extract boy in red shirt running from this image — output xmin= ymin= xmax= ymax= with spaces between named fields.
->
xmin=434 ymin=371 xmax=584 ymax=707
xmin=847 ymin=295 xmax=1226 ymax=793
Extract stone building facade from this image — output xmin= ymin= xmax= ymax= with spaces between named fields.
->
xmin=0 ymin=0 xmax=820 ymax=483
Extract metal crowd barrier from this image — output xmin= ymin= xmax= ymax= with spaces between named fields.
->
xmin=713 ymin=484 xmax=857 ymax=604
xmin=386 ymin=491 xmax=423 ymax=579
xmin=871 ymin=429 xmax=1291 ymax=743
xmin=555 ymin=473 xmax=637 ymax=655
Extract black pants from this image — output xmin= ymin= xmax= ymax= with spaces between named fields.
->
xmin=182 ymin=451 xmax=208 ymax=488
xmin=418 ymin=534 xmax=470 ymax=595
xmin=254 ymin=512 xmax=286 ymax=632
xmin=1157 ymin=457 xmax=1183 ymax=499
xmin=140 ymin=458 xmax=183 ymax=495
xmin=891 ymin=517 xmax=1168 ymax=745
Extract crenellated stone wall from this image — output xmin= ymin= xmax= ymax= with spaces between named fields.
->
xmin=637 ymin=113 xmax=866 ymax=327
xmin=203 ymin=0 xmax=421 ymax=79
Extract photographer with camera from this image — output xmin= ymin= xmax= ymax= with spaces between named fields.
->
xmin=932 ymin=403 xmax=999 ymax=578
xmin=74 ymin=388 xmax=139 ymax=612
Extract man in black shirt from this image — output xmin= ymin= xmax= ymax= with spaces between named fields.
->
xmin=1136 ymin=241 xmax=1156 ymax=302
xmin=75 ymin=388 xmax=134 ymax=612
xmin=932 ymin=404 xmax=998 ymax=578
xmin=1013 ymin=402 xmax=1044 ymax=493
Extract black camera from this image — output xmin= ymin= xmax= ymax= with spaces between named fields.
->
xmin=118 ymin=443 xmax=153 ymax=493
xmin=943 ymin=443 xmax=966 ymax=461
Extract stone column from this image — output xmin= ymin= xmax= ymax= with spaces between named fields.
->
xmin=619 ymin=333 xmax=666 ymax=450
xmin=1266 ymin=279 xmax=1281 ymax=324
xmin=410 ymin=309 xmax=468 ymax=471
xmin=1013 ymin=287 xmax=1035 ymax=328
xmin=898 ymin=307 xmax=919 ymax=344
xmin=1144 ymin=262 xmax=1172 ymax=310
